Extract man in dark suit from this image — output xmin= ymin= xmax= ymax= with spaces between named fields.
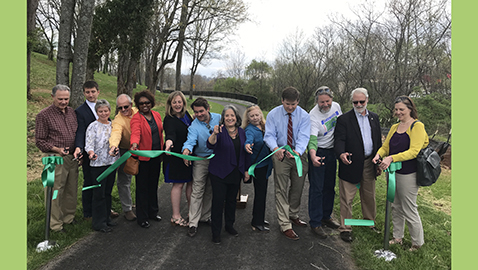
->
xmin=73 ymin=81 xmax=100 ymax=220
xmin=334 ymin=87 xmax=382 ymax=243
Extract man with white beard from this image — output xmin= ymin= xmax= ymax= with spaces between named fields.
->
xmin=334 ymin=87 xmax=382 ymax=243
xmin=307 ymin=86 xmax=342 ymax=239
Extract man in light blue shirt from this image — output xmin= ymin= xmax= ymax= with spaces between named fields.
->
xmin=182 ymin=97 xmax=221 ymax=237
xmin=264 ymin=87 xmax=310 ymax=240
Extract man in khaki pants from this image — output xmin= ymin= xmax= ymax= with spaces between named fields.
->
xmin=264 ymin=87 xmax=310 ymax=240
xmin=35 ymin=84 xmax=79 ymax=232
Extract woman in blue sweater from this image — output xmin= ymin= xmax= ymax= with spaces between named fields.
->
xmin=207 ymin=105 xmax=250 ymax=244
xmin=242 ymin=105 xmax=273 ymax=232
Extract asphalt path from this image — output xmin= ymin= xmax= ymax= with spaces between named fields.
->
xmin=39 ymin=99 xmax=357 ymax=270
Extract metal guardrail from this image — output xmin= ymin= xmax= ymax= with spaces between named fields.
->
xmin=160 ymin=89 xmax=258 ymax=104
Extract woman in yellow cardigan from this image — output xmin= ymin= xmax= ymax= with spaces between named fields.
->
xmin=372 ymin=96 xmax=428 ymax=252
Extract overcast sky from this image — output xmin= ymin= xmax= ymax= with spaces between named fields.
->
xmin=186 ymin=0 xmax=377 ymax=77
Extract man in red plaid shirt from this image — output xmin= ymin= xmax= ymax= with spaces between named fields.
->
xmin=35 ymin=84 xmax=79 ymax=232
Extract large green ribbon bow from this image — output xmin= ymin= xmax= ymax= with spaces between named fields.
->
xmin=385 ymin=162 xmax=402 ymax=203
xmin=82 ymin=150 xmax=215 ymax=191
xmin=41 ymin=156 xmax=63 ymax=188
xmin=247 ymin=145 xmax=303 ymax=178
xmin=41 ymin=156 xmax=64 ymax=200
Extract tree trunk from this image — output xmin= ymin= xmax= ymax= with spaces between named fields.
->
xmin=70 ymin=0 xmax=96 ymax=109
xmin=27 ymin=0 xmax=39 ymax=100
xmin=56 ymin=0 xmax=76 ymax=86
xmin=175 ymin=0 xmax=190 ymax=91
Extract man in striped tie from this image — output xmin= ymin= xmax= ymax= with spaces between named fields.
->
xmin=264 ymin=87 xmax=311 ymax=240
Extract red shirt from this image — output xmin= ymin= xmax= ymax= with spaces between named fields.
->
xmin=35 ymin=104 xmax=78 ymax=153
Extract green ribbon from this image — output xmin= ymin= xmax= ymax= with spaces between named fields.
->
xmin=247 ymin=145 xmax=303 ymax=178
xmin=41 ymin=156 xmax=63 ymax=200
xmin=82 ymin=150 xmax=215 ymax=191
xmin=344 ymin=219 xmax=375 ymax=226
xmin=385 ymin=162 xmax=402 ymax=203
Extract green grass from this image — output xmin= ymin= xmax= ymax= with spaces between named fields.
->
xmin=332 ymin=168 xmax=451 ymax=270
xmin=27 ymin=52 xmax=224 ymax=270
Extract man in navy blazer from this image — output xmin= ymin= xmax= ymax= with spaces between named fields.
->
xmin=334 ymin=87 xmax=382 ymax=243
xmin=73 ymin=81 xmax=101 ymax=219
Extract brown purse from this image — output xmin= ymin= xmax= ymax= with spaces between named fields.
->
xmin=123 ymin=156 xmax=139 ymax=175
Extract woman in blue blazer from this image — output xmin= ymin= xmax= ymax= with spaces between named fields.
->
xmin=207 ymin=105 xmax=250 ymax=244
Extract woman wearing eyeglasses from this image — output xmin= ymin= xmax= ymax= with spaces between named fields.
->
xmin=242 ymin=105 xmax=272 ymax=232
xmin=372 ymin=96 xmax=428 ymax=251
xmin=130 ymin=90 xmax=164 ymax=228
xmin=207 ymin=105 xmax=250 ymax=244
xmin=163 ymin=91 xmax=193 ymax=227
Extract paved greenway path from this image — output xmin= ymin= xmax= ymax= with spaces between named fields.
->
xmin=39 ymin=99 xmax=357 ymax=270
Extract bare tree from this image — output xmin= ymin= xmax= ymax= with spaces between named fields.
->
xmin=35 ymin=0 xmax=61 ymax=60
xmin=225 ymin=49 xmax=246 ymax=79
xmin=27 ymin=0 xmax=40 ymax=100
xmin=56 ymin=0 xmax=75 ymax=86
xmin=69 ymin=0 xmax=95 ymax=109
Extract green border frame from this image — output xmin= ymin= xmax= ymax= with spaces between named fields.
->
xmin=451 ymin=1 xmax=471 ymax=269
xmin=1 ymin=0 xmax=467 ymax=269
xmin=2 ymin=1 xmax=27 ymax=269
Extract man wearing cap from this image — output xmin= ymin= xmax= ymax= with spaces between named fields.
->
xmin=334 ymin=87 xmax=382 ymax=243
xmin=264 ymin=86 xmax=310 ymax=240
xmin=108 ymin=94 xmax=138 ymax=221
xmin=307 ymin=86 xmax=342 ymax=239
xmin=35 ymin=84 xmax=79 ymax=232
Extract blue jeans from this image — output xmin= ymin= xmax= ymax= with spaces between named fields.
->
xmin=308 ymin=148 xmax=337 ymax=228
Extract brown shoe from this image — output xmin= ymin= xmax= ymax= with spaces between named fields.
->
xmin=311 ymin=226 xmax=327 ymax=239
xmin=124 ymin=210 xmax=137 ymax=221
xmin=110 ymin=209 xmax=120 ymax=218
xmin=321 ymin=218 xmax=340 ymax=229
xmin=290 ymin=217 xmax=307 ymax=227
xmin=282 ymin=229 xmax=299 ymax=240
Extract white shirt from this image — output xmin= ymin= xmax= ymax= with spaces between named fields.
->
xmin=309 ymin=102 xmax=342 ymax=149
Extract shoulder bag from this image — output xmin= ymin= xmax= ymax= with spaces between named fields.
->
xmin=411 ymin=121 xmax=441 ymax=186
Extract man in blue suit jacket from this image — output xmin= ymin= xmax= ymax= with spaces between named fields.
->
xmin=73 ymin=81 xmax=100 ymax=219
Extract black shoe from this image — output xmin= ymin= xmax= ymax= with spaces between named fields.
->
xmin=251 ymin=224 xmax=270 ymax=233
xmin=54 ymin=228 xmax=67 ymax=233
xmin=188 ymin=226 xmax=197 ymax=237
xmin=340 ymin=231 xmax=353 ymax=243
xmin=370 ymin=226 xmax=381 ymax=234
xmin=321 ymin=218 xmax=340 ymax=229
xmin=140 ymin=221 xmax=150 ymax=228
xmin=97 ymin=227 xmax=112 ymax=233
xmin=150 ymin=215 xmax=162 ymax=222
xmin=311 ymin=226 xmax=327 ymax=239
xmin=225 ymin=226 xmax=239 ymax=237
xmin=212 ymin=235 xmax=221 ymax=244
xmin=107 ymin=221 xmax=118 ymax=227
xmin=68 ymin=219 xmax=78 ymax=225
xmin=200 ymin=218 xmax=212 ymax=226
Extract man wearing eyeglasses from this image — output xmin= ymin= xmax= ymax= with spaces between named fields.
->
xmin=307 ymin=86 xmax=342 ymax=239
xmin=182 ymin=97 xmax=221 ymax=237
xmin=107 ymin=94 xmax=138 ymax=221
xmin=334 ymin=87 xmax=382 ymax=243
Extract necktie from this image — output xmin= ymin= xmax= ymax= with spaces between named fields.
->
xmin=287 ymin=113 xmax=293 ymax=147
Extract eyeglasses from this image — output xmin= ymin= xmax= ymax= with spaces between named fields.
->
xmin=315 ymin=88 xmax=330 ymax=95
xmin=118 ymin=105 xmax=130 ymax=110
xmin=138 ymin=101 xmax=151 ymax=106
xmin=206 ymin=123 xmax=213 ymax=134
xmin=352 ymin=100 xmax=366 ymax=105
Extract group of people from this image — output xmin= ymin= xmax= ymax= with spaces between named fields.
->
xmin=35 ymin=82 xmax=428 ymax=251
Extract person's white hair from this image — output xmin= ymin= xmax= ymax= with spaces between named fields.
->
xmin=350 ymin=87 xmax=369 ymax=99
